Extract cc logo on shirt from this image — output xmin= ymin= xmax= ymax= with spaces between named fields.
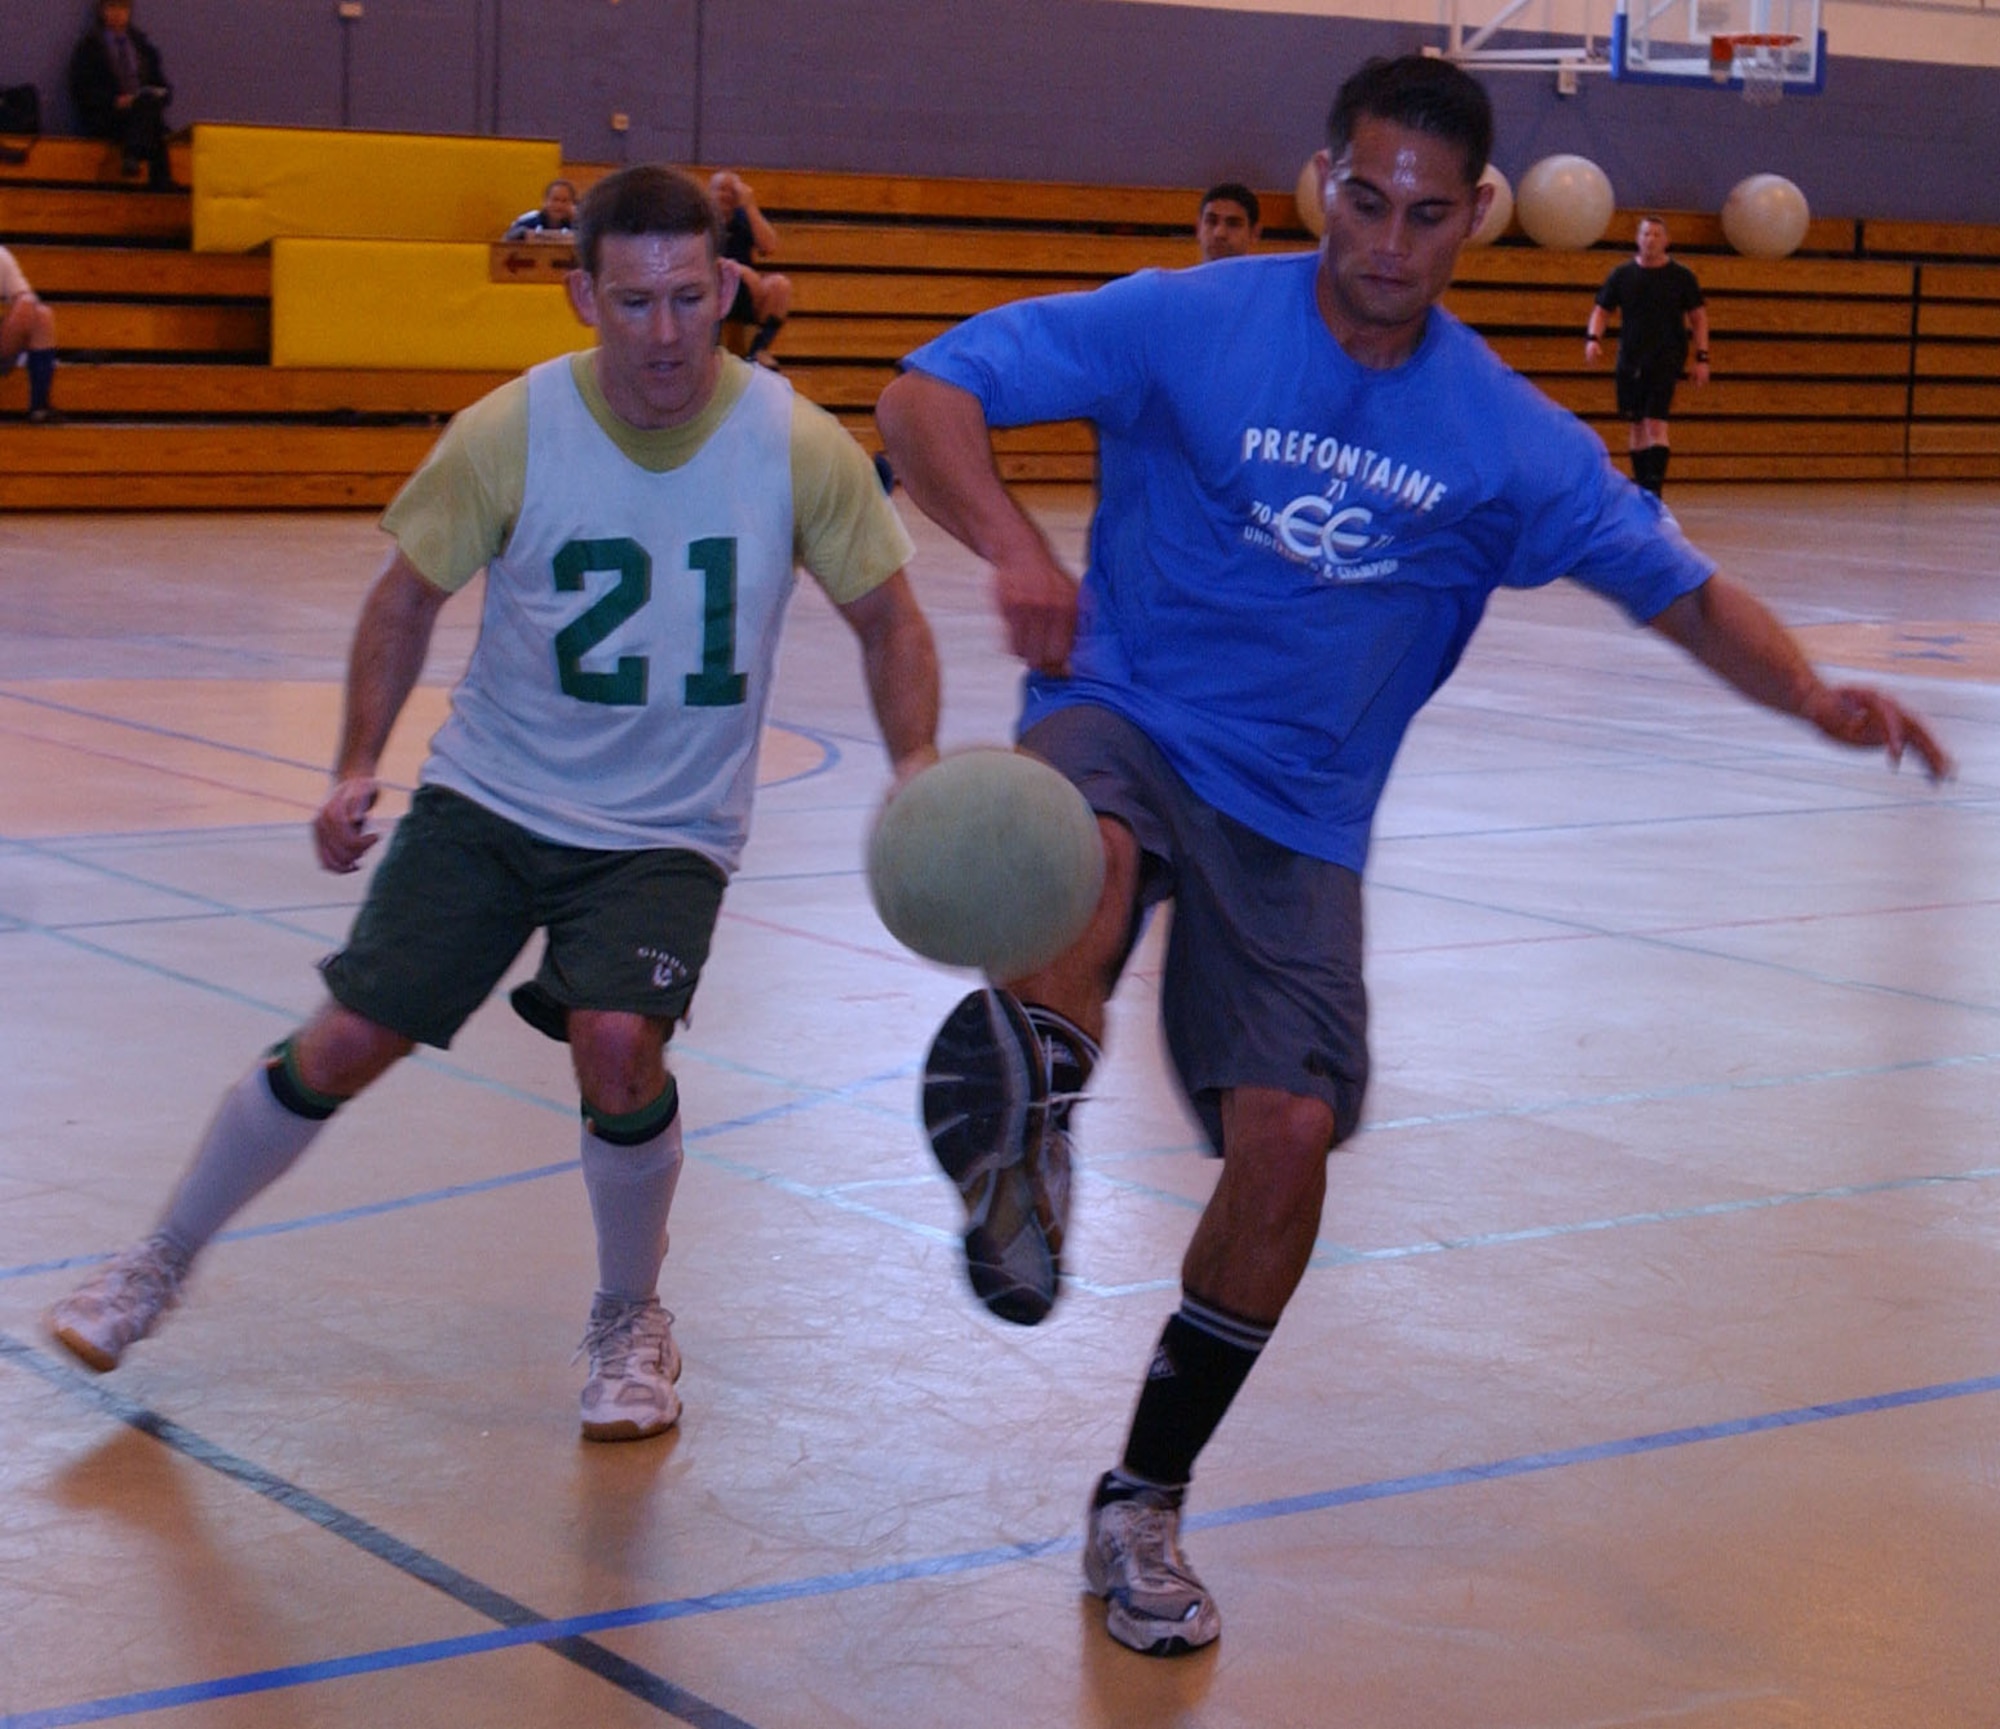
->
xmin=1272 ymin=495 xmax=1378 ymax=564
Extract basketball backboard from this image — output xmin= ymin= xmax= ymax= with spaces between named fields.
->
xmin=1610 ymin=0 xmax=1826 ymax=95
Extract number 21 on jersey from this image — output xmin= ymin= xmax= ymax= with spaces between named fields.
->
xmin=551 ymin=535 xmax=748 ymax=709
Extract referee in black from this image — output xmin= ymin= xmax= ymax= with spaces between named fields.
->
xmin=1586 ymin=215 xmax=1710 ymax=497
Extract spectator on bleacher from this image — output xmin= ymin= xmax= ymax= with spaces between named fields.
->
xmin=69 ymin=0 xmax=174 ymax=191
xmin=504 ymin=178 xmax=579 ymax=241
xmin=0 ymin=245 xmax=58 ymax=423
xmin=1196 ymin=182 xmax=1261 ymax=262
xmin=710 ymin=171 xmax=791 ymax=366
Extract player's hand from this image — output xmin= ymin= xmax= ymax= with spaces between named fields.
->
xmin=1693 ymin=359 xmax=1711 ymax=386
xmin=994 ymin=552 xmax=1080 ymax=677
xmin=1801 ymin=685 xmax=1955 ymax=782
xmin=314 ymin=776 xmax=382 ymax=873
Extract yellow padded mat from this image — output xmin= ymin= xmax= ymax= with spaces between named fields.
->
xmin=192 ymin=123 xmax=562 ymax=253
xmin=272 ymin=237 xmax=592 ymax=370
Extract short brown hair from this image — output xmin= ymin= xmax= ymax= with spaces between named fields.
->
xmin=1328 ymin=55 xmax=1493 ymax=189
xmin=574 ymin=166 xmax=715 ymax=276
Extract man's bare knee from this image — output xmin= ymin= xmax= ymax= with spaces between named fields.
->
xmin=291 ymin=1002 xmax=414 ymax=1097
xmin=569 ymin=1010 xmax=670 ymax=1117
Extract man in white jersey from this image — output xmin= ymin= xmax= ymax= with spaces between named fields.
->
xmin=879 ymin=56 xmax=1949 ymax=1654
xmin=48 ymin=166 xmax=941 ymax=1444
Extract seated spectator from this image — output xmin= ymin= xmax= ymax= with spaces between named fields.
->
xmin=1196 ymin=182 xmax=1261 ymax=262
xmin=0 ymin=245 xmax=58 ymax=423
xmin=504 ymin=178 xmax=578 ymax=241
xmin=69 ymin=0 xmax=174 ymax=190
xmin=710 ymin=171 xmax=791 ymax=366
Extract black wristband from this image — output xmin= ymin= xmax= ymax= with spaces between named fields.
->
xmin=1585 ymin=330 xmax=1599 ymax=341
xmin=1695 ymin=349 xmax=1710 ymax=361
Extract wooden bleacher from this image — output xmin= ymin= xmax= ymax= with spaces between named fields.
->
xmin=0 ymin=140 xmax=505 ymax=504
xmin=2 ymin=141 xmax=1998 ymax=507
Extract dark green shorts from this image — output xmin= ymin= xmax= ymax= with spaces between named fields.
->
xmin=320 ymin=785 xmax=727 ymax=1049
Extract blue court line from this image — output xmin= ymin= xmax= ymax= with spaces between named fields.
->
xmin=0 ymin=1062 xmax=929 ymax=1286
xmin=1190 ymin=1370 xmax=2000 ymax=1531
xmin=4 ymin=819 xmax=310 ymax=849
xmin=0 ymin=687 xmax=339 ymax=778
xmin=749 ymin=717 xmax=848 ymax=790
xmin=15 ymin=810 xmax=2000 ymax=1303
xmin=1381 ymin=785 xmax=1964 ymax=849
xmin=0 ymin=686 xmax=849 ymax=798
xmin=4 ymin=830 xmax=369 ymax=955
xmin=1305 ymin=1162 xmax=2000 ymax=1269
xmin=1369 ymin=869 xmax=2000 ymax=1023
xmin=1363 ymin=1044 xmax=2000 ymax=1135
xmin=13 ymin=1046 xmax=2000 ymax=1295
xmin=8 ymin=1339 xmax=1996 ymax=1729
xmin=0 ymin=1331 xmax=760 ymax=1729
xmin=0 ymin=1159 xmax=581 ymax=1282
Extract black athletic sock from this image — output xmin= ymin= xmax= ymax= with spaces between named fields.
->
xmin=26 ymin=350 xmax=54 ymax=413
xmin=745 ymin=316 xmax=784 ymax=359
xmin=1651 ymin=446 xmax=1672 ymax=495
xmin=1117 ymin=1291 xmax=1273 ymax=1490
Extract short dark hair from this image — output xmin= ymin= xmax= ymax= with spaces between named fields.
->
xmin=1327 ymin=56 xmax=1493 ymax=188
xmin=574 ymin=165 xmax=715 ymax=276
xmin=545 ymin=177 xmax=577 ymax=198
xmin=1200 ymin=182 xmax=1261 ymax=225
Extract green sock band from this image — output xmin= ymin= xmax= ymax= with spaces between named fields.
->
xmin=583 ymin=1077 xmax=681 ymax=1147
xmin=262 ymin=1038 xmax=345 ymax=1121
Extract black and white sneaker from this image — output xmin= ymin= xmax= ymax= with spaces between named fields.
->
xmin=921 ymin=988 xmax=1068 ymax=1324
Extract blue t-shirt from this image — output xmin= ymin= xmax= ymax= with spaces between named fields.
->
xmin=903 ymin=253 xmax=1716 ymax=870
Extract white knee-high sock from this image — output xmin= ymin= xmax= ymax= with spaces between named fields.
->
xmin=156 ymin=1056 xmax=335 ymax=1259
xmin=580 ymin=1112 xmax=684 ymax=1301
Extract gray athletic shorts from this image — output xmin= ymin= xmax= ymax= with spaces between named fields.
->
xmin=320 ymin=785 xmax=726 ymax=1049
xmin=1021 ymin=703 xmax=1369 ymax=1155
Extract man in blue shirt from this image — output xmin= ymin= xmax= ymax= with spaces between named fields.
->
xmin=877 ymin=54 xmax=1950 ymax=1658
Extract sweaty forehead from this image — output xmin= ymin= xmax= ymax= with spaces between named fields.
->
xmin=593 ymin=231 xmax=715 ymax=283
xmin=1338 ymin=117 xmax=1475 ymax=194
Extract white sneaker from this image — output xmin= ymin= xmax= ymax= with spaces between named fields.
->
xmin=578 ymin=1293 xmax=682 ymax=1442
xmin=47 ymin=1235 xmax=189 ymax=1372
xmin=1083 ymin=1477 xmax=1221 ymax=1655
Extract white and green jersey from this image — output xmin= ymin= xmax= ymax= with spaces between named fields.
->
xmin=388 ymin=352 xmax=909 ymax=869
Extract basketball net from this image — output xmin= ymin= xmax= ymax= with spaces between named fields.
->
xmin=1709 ymin=33 xmax=1799 ymax=106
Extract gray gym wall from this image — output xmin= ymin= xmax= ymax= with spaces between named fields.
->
xmin=2 ymin=0 xmax=1994 ymax=225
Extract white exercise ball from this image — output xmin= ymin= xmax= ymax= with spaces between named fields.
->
xmin=1468 ymin=164 xmax=1513 ymax=246
xmin=1721 ymin=173 xmax=1810 ymax=259
xmin=1294 ymin=156 xmax=1325 ymax=238
xmin=1515 ymin=154 xmax=1615 ymax=250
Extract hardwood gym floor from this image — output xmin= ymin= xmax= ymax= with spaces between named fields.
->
xmin=4 ymin=484 xmax=1999 ymax=1728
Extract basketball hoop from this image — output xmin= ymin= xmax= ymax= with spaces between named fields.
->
xmin=1709 ymin=32 xmax=1800 ymax=105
